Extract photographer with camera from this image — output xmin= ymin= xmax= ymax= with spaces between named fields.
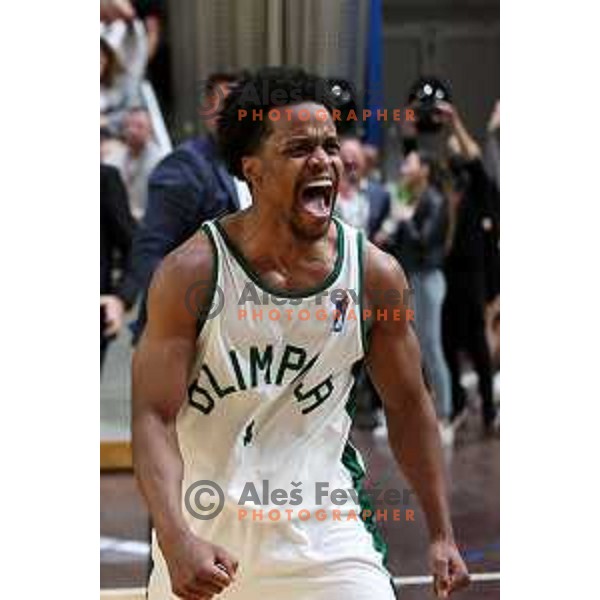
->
xmin=381 ymin=78 xmax=499 ymax=437
xmin=438 ymin=102 xmax=499 ymax=434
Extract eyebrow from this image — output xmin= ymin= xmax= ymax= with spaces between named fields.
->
xmin=280 ymin=132 xmax=339 ymax=146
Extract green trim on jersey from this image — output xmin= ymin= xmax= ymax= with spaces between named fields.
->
xmin=342 ymin=362 xmax=389 ymax=567
xmin=197 ymin=223 xmax=219 ymax=337
xmin=356 ymin=230 xmax=372 ymax=354
xmin=212 ymin=216 xmax=345 ymax=299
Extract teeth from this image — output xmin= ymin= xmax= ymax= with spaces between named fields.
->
xmin=304 ymin=180 xmax=332 ymax=189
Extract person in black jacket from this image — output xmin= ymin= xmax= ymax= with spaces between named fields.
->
xmin=100 ymin=164 xmax=137 ymax=367
xmin=443 ymin=156 xmax=498 ymax=431
xmin=391 ymin=149 xmax=451 ymax=423
xmin=439 ymin=102 xmax=498 ymax=432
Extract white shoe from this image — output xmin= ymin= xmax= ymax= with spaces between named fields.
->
xmin=438 ymin=421 xmax=455 ymax=446
xmin=451 ymin=406 xmax=469 ymax=431
xmin=372 ymin=408 xmax=388 ymax=438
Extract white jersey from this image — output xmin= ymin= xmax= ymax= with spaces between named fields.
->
xmin=148 ymin=216 xmax=394 ymax=599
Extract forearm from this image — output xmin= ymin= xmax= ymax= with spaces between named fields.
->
xmin=453 ymin=118 xmax=480 ymax=161
xmin=386 ymin=391 xmax=454 ymax=541
xmin=132 ymin=411 xmax=189 ymax=547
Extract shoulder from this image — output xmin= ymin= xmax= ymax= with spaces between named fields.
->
xmin=363 ymin=242 xmax=411 ymax=333
xmin=360 ymin=239 xmax=412 ymax=338
xmin=147 ymin=228 xmax=216 ymax=321
xmin=362 ymin=238 xmax=409 ymax=306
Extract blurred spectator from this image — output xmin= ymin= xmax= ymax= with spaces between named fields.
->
xmin=389 ymin=149 xmax=451 ymax=423
xmin=362 ymin=143 xmax=382 ymax=183
xmin=131 ymin=0 xmax=173 ymax=121
xmin=100 ymin=165 xmax=137 ymax=368
xmin=100 ymin=37 xmax=132 ymax=134
xmin=131 ymin=0 xmax=162 ymax=60
xmin=483 ymin=101 xmax=500 ymax=373
xmin=335 ymin=138 xmax=390 ymax=434
xmin=483 ymin=100 xmax=500 ymax=302
xmin=100 ymin=1 xmax=148 ymax=135
xmin=104 ymin=107 xmax=167 ymax=220
xmin=379 ymin=165 xmax=412 ymax=246
xmin=439 ymin=102 xmax=498 ymax=432
xmin=100 ymin=124 xmax=123 ymax=164
xmin=484 ymin=99 xmax=500 ymax=189
xmin=101 ymin=0 xmax=136 ymax=22
xmin=335 ymin=137 xmax=390 ymax=239
xmin=128 ymin=72 xmax=250 ymax=342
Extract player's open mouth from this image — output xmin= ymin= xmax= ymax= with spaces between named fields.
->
xmin=297 ymin=179 xmax=334 ymax=220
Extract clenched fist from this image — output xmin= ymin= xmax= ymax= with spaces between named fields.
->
xmin=162 ymin=531 xmax=239 ymax=599
xmin=429 ymin=538 xmax=470 ymax=598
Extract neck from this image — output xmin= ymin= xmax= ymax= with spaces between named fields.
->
xmin=235 ymin=205 xmax=332 ymax=266
xmin=128 ymin=143 xmax=145 ymax=157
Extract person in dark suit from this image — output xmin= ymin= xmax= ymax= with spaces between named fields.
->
xmin=365 ymin=178 xmax=391 ymax=240
xmin=100 ymin=164 xmax=137 ymax=367
xmin=128 ymin=72 xmax=248 ymax=341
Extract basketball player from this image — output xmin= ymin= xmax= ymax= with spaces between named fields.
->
xmin=132 ymin=68 xmax=469 ymax=599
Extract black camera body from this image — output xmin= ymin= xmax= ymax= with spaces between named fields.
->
xmin=408 ymin=76 xmax=452 ymax=133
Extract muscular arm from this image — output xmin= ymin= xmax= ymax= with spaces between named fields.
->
xmin=363 ymin=242 xmax=469 ymax=597
xmin=132 ymin=232 xmax=237 ymax=598
xmin=131 ymin=241 xmax=199 ymax=546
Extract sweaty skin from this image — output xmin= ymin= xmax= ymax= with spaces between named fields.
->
xmin=132 ymin=102 xmax=469 ymax=599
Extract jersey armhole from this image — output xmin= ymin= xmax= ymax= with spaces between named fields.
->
xmin=195 ymin=222 xmax=220 ymax=338
xmin=357 ymin=230 xmax=372 ymax=355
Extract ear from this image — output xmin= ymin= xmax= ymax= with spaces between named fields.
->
xmin=241 ymin=156 xmax=263 ymax=187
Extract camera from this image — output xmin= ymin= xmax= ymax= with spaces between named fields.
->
xmin=322 ymin=78 xmax=358 ymax=135
xmin=407 ymin=76 xmax=452 ymax=133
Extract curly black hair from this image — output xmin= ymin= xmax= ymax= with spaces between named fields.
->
xmin=217 ymin=67 xmax=338 ymax=181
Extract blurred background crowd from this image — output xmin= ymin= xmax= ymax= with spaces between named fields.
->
xmin=100 ymin=0 xmax=500 ymax=444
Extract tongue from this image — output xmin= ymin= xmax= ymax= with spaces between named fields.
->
xmin=302 ymin=192 xmax=328 ymax=218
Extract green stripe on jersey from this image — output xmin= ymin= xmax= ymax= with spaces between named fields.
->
xmin=341 ymin=362 xmax=389 ymax=566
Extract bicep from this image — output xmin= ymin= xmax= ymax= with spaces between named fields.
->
xmin=132 ymin=263 xmax=198 ymax=422
xmin=366 ymin=307 xmax=428 ymax=417
xmin=132 ymin=330 xmax=195 ymax=423
xmin=363 ymin=246 xmax=430 ymax=417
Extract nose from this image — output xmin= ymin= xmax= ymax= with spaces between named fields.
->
xmin=307 ymin=145 xmax=330 ymax=171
